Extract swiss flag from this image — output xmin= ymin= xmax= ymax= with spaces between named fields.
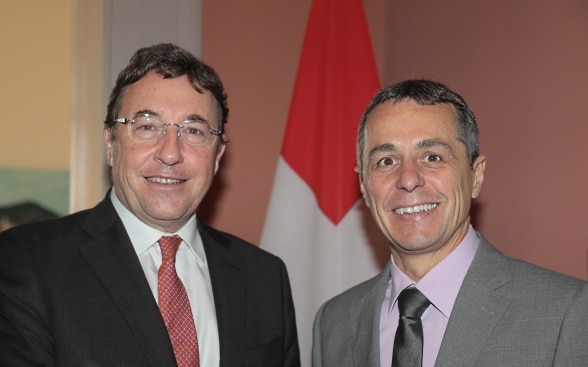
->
xmin=260 ymin=0 xmax=383 ymax=363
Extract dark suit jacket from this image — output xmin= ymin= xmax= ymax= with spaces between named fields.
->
xmin=0 ymin=194 xmax=300 ymax=367
xmin=312 ymin=234 xmax=588 ymax=367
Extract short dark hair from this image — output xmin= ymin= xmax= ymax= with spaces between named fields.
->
xmin=357 ymin=79 xmax=479 ymax=178
xmin=104 ymin=43 xmax=229 ymax=134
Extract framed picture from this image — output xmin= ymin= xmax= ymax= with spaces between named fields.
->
xmin=0 ymin=167 xmax=68 ymax=231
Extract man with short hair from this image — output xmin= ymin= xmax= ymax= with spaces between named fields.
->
xmin=312 ymin=79 xmax=588 ymax=367
xmin=0 ymin=43 xmax=300 ymax=367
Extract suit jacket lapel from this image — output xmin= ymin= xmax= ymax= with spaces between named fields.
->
xmin=199 ymin=222 xmax=246 ymax=367
xmin=434 ymin=235 xmax=513 ymax=367
xmin=79 ymin=196 xmax=176 ymax=367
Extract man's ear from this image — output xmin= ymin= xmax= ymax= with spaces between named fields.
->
xmin=471 ymin=154 xmax=486 ymax=199
xmin=214 ymin=142 xmax=226 ymax=174
xmin=356 ymin=166 xmax=370 ymax=208
xmin=104 ymin=127 xmax=114 ymax=166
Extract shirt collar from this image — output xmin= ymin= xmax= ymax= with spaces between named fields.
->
xmin=388 ymin=225 xmax=479 ymax=317
xmin=110 ymin=189 xmax=206 ymax=263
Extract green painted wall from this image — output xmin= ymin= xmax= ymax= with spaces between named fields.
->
xmin=0 ymin=167 xmax=69 ymax=217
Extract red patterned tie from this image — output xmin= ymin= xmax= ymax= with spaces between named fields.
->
xmin=158 ymin=235 xmax=200 ymax=367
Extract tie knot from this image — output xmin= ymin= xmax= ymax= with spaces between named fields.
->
xmin=397 ymin=288 xmax=430 ymax=318
xmin=159 ymin=235 xmax=183 ymax=261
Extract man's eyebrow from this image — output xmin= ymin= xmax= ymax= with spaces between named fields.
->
xmin=184 ymin=113 xmax=207 ymax=123
xmin=416 ymin=139 xmax=452 ymax=151
xmin=135 ymin=109 xmax=159 ymax=117
xmin=368 ymin=143 xmax=397 ymax=158
xmin=367 ymin=139 xmax=454 ymax=158
xmin=132 ymin=110 xmax=208 ymax=123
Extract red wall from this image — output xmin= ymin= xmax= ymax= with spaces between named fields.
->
xmin=202 ymin=0 xmax=588 ymax=280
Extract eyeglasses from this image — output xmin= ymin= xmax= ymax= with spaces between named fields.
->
xmin=113 ymin=113 xmax=222 ymax=147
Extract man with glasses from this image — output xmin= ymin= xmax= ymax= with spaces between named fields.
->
xmin=0 ymin=43 xmax=300 ymax=367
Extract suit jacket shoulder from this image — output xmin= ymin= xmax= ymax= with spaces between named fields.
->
xmin=0 ymin=195 xmax=177 ymax=367
xmin=435 ymin=234 xmax=588 ymax=367
xmin=312 ymin=264 xmax=390 ymax=367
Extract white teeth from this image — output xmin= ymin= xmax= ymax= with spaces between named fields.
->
xmin=147 ymin=177 xmax=183 ymax=184
xmin=394 ymin=203 xmax=437 ymax=215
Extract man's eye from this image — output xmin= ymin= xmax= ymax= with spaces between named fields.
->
xmin=185 ymin=127 xmax=204 ymax=135
xmin=376 ymin=157 xmax=396 ymax=167
xmin=136 ymin=123 xmax=158 ymax=131
xmin=424 ymin=154 xmax=442 ymax=162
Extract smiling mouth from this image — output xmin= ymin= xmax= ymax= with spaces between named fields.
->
xmin=394 ymin=203 xmax=438 ymax=215
xmin=146 ymin=177 xmax=185 ymax=184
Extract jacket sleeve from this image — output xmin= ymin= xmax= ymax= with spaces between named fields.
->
xmin=279 ymin=258 xmax=301 ymax=367
xmin=0 ymin=230 xmax=55 ymax=367
xmin=311 ymin=303 xmax=326 ymax=367
xmin=553 ymin=282 xmax=588 ymax=366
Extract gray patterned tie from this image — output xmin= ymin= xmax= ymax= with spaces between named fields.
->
xmin=392 ymin=288 xmax=430 ymax=367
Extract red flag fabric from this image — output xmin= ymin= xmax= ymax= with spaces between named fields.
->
xmin=261 ymin=0 xmax=382 ymax=364
xmin=281 ymin=0 xmax=380 ymax=225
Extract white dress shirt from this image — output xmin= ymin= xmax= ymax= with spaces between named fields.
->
xmin=111 ymin=190 xmax=219 ymax=367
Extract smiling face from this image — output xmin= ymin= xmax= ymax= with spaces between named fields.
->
xmin=104 ymin=71 xmax=225 ymax=232
xmin=360 ymin=100 xmax=485 ymax=277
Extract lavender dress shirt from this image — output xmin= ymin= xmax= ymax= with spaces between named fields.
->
xmin=379 ymin=226 xmax=479 ymax=367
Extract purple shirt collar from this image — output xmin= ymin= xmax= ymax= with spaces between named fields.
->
xmin=388 ymin=225 xmax=479 ymax=317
